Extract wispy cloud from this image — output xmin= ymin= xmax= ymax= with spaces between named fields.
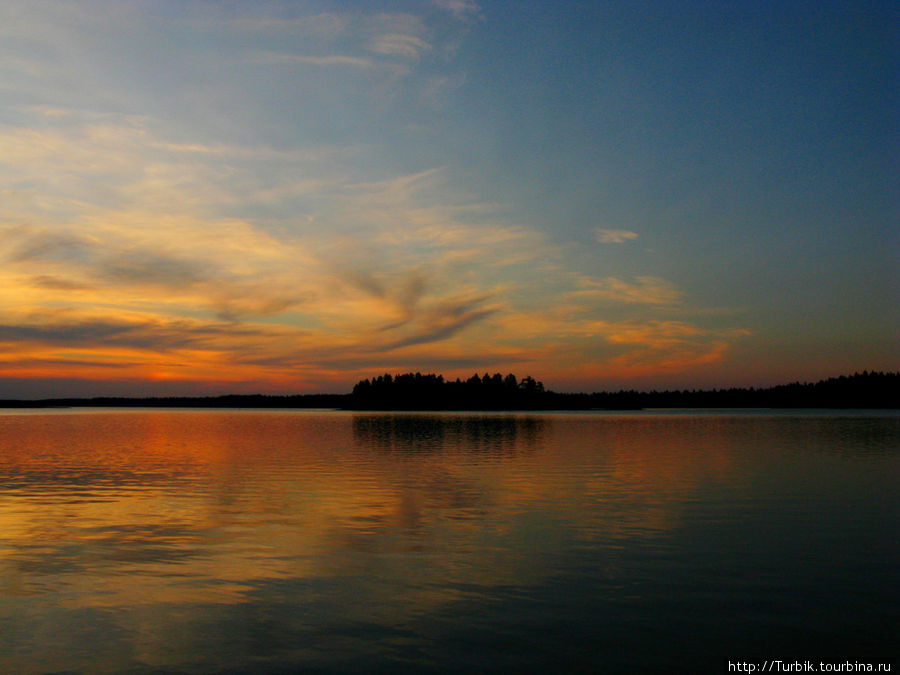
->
xmin=368 ymin=33 xmax=431 ymax=59
xmin=574 ymin=276 xmax=683 ymax=305
xmin=29 ymin=275 xmax=93 ymax=291
xmin=433 ymin=0 xmax=482 ymax=19
xmin=246 ymin=52 xmax=376 ymax=69
xmin=374 ymin=289 xmax=496 ymax=346
xmin=0 ymin=311 xmax=271 ymax=353
xmin=237 ymin=11 xmax=432 ymax=75
xmin=595 ymin=228 xmax=638 ymax=244
xmin=227 ymin=13 xmax=350 ymax=37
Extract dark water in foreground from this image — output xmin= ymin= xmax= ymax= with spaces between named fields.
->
xmin=0 ymin=410 xmax=897 ymax=673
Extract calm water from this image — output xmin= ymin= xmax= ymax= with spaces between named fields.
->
xmin=0 ymin=410 xmax=897 ymax=673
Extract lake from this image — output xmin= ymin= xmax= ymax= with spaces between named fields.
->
xmin=0 ymin=409 xmax=897 ymax=673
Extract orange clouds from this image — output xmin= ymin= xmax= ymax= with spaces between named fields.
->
xmin=0 ymin=112 xmax=749 ymax=395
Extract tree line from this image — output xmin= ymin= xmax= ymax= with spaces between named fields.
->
xmin=0 ymin=371 xmax=896 ymax=409
xmin=349 ymin=370 xmax=899 ymax=410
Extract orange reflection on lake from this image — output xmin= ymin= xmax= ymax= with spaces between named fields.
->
xmin=1 ymin=410 xmax=897 ymax=673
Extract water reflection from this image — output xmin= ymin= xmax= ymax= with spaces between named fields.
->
xmin=352 ymin=413 xmax=544 ymax=455
xmin=0 ymin=411 xmax=897 ymax=673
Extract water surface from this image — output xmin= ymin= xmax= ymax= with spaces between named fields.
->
xmin=0 ymin=410 xmax=897 ymax=672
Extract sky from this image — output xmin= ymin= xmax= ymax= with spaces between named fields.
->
xmin=0 ymin=0 xmax=897 ymax=398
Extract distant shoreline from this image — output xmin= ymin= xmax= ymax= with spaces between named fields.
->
xmin=1 ymin=372 xmax=896 ymax=410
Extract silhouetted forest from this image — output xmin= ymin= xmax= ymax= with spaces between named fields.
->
xmin=0 ymin=371 xmax=896 ymax=409
xmin=351 ymin=372 xmax=547 ymax=410
xmin=349 ymin=371 xmax=899 ymax=410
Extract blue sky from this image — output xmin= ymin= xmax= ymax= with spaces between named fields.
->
xmin=0 ymin=0 xmax=896 ymax=396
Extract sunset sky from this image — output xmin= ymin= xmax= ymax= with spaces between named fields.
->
xmin=1 ymin=0 xmax=897 ymax=397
